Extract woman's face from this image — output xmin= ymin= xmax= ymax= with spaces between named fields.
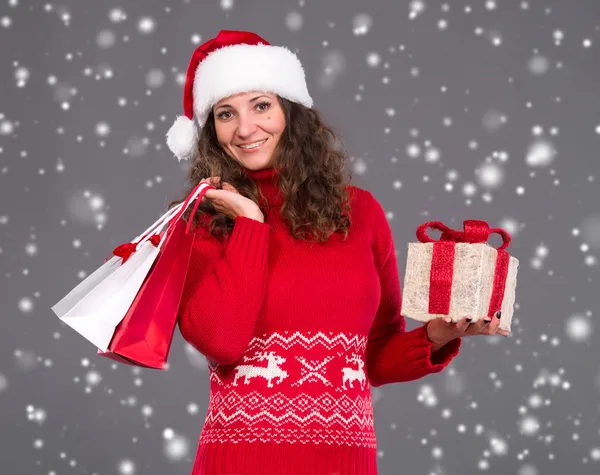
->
xmin=212 ymin=91 xmax=286 ymax=170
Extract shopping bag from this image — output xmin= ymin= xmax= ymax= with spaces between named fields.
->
xmin=97 ymin=217 xmax=195 ymax=369
xmin=54 ymin=240 xmax=162 ymax=352
xmin=52 ymin=201 xmax=185 ymax=351
xmin=51 ymin=181 xmax=214 ymax=352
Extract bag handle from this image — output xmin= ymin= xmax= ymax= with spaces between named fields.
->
xmin=160 ymin=181 xmax=214 ymax=241
xmin=137 ymin=181 xmax=215 ymax=249
xmin=150 ymin=181 xmax=218 ymax=252
xmin=132 ymin=201 xmax=184 ymax=245
xmin=134 ymin=201 xmax=185 ymax=250
xmin=109 ymin=182 xmax=216 ymax=263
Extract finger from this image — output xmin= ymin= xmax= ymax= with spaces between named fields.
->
xmin=204 ymin=178 xmax=223 ymax=193
xmin=479 ymin=311 xmax=502 ymax=336
xmin=222 ymin=182 xmax=239 ymax=194
xmin=473 ymin=315 xmax=492 ymax=334
xmin=456 ymin=316 xmax=473 ymax=332
xmin=485 ymin=311 xmax=502 ymax=335
xmin=202 ymin=188 xmax=214 ymax=200
xmin=497 ymin=329 xmax=510 ymax=337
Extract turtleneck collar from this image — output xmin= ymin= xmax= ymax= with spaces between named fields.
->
xmin=242 ymin=166 xmax=284 ymax=207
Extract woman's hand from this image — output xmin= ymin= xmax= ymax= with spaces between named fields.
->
xmin=200 ymin=176 xmax=264 ymax=221
xmin=426 ymin=312 xmax=509 ymax=351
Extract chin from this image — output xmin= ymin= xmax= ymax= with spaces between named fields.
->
xmin=241 ymin=156 xmax=276 ymax=169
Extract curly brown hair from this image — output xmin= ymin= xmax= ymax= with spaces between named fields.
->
xmin=167 ymin=96 xmax=354 ymax=243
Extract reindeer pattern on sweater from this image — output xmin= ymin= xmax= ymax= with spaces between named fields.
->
xmin=201 ymin=331 xmax=377 ymax=448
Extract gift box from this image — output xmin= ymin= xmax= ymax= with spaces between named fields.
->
xmin=401 ymin=220 xmax=519 ymax=332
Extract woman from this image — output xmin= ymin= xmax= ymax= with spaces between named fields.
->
xmin=166 ymin=30 xmax=506 ymax=475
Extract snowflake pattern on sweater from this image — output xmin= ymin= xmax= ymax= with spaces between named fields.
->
xmin=201 ymin=331 xmax=376 ymax=447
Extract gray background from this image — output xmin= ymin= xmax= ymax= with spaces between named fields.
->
xmin=1 ymin=0 xmax=600 ymax=474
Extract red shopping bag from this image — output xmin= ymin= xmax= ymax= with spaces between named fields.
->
xmin=97 ymin=216 xmax=195 ymax=369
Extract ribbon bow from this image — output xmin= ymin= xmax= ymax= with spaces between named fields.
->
xmin=416 ymin=220 xmax=511 ymax=250
xmin=109 ymin=234 xmax=161 ymax=264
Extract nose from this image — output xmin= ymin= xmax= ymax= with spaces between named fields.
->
xmin=235 ymin=111 xmax=258 ymax=139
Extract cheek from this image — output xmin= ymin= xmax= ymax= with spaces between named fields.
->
xmin=215 ymin=125 xmax=232 ymax=146
xmin=266 ymin=112 xmax=286 ymax=134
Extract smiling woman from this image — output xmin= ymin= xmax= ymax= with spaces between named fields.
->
xmin=165 ymin=30 xmax=354 ymax=244
xmin=162 ymin=29 xmax=462 ymax=475
xmin=166 ymin=88 xmax=354 ymax=243
xmin=211 ymin=92 xmax=287 ymax=171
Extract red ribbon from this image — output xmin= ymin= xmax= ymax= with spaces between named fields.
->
xmin=415 ymin=220 xmax=512 ymax=317
xmin=109 ymin=234 xmax=161 ymax=264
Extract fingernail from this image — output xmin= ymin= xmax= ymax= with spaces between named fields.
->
xmin=466 ymin=318 xmax=472 ymax=323
xmin=484 ymin=318 xmax=492 ymax=324
xmin=496 ymin=311 xmax=502 ymax=319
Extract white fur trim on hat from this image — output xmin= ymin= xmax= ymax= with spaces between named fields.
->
xmin=166 ymin=115 xmax=199 ymax=162
xmin=192 ymin=43 xmax=313 ymax=127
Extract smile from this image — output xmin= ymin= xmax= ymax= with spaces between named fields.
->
xmin=237 ymin=139 xmax=267 ymax=151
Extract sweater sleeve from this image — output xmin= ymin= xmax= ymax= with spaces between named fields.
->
xmin=177 ymin=215 xmax=271 ymax=365
xmin=364 ymin=191 xmax=462 ymax=388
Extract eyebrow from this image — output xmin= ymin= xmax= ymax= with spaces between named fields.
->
xmin=214 ymin=95 xmax=270 ymax=111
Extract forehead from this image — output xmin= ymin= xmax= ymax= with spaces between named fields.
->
xmin=214 ymin=91 xmax=276 ymax=107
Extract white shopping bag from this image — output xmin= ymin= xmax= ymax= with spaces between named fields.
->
xmin=56 ymin=241 xmax=161 ymax=351
xmin=51 ymin=182 xmax=212 ymax=351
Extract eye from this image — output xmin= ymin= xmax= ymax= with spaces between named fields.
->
xmin=216 ymin=110 xmax=232 ymax=120
xmin=256 ymin=101 xmax=271 ymax=111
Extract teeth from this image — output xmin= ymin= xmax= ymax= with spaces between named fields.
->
xmin=239 ymin=139 xmax=266 ymax=149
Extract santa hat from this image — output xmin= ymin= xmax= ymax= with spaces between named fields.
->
xmin=166 ymin=30 xmax=314 ymax=162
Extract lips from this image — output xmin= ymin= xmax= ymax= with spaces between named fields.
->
xmin=237 ymin=138 xmax=267 ymax=152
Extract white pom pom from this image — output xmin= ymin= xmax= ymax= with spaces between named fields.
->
xmin=166 ymin=115 xmax=198 ymax=162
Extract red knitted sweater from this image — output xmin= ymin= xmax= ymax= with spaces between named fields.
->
xmin=178 ymin=166 xmax=462 ymax=475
